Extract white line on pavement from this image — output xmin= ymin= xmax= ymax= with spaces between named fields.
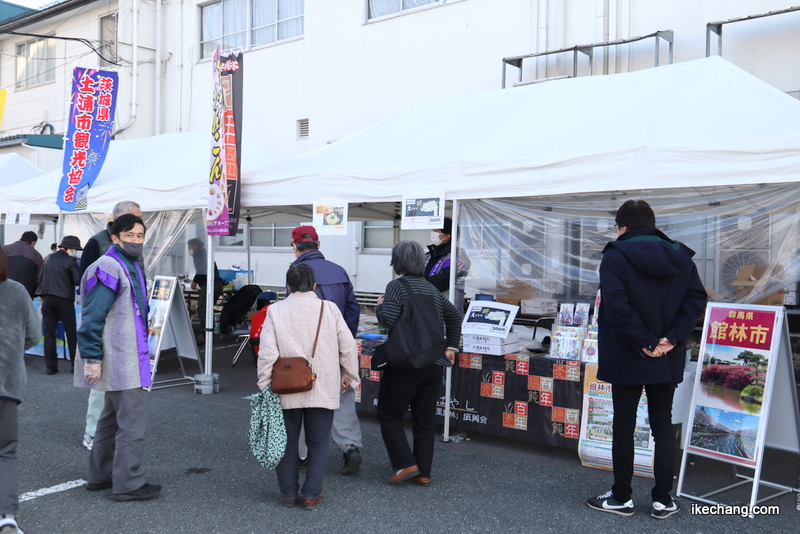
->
xmin=20 ymin=479 xmax=86 ymax=502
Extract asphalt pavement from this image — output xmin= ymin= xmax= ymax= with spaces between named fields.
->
xmin=14 ymin=339 xmax=800 ymax=534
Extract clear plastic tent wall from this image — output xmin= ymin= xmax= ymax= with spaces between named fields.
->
xmin=458 ymin=183 xmax=800 ymax=306
xmin=63 ymin=209 xmax=201 ymax=277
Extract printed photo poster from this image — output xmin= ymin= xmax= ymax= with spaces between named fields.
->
xmin=401 ymin=192 xmax=446 ymax=230
xmin=462 ymin=300 xmax=519 ymax=338
xmin=685 ymin=304 xmax=781 ymax=467
xmin=56 ymin=67 xmax=119 ymax=210
xmin=147 ymin=277 xmax=177 ymax=371
xmin=578 ymin=364 xmax=655 ymax=476
xmin=313 ymin=200 xmax=348 ymax=235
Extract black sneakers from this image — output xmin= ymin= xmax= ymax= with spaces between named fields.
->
xmin=111 ymin=483 xmax=162 ymax=502
xmin=652 ymin=498 xmax=680 ymax=519
xmin=587 ymin=490 xmax=635 ymax=516
xmin=341 ymin=447 xmax=362 ymax=475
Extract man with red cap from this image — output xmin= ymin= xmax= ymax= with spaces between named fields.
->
xmin=287 ymin=225 xmax=363 ymax=475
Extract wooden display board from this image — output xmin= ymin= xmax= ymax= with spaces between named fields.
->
xmin=676 ymin=303 xmax=800 ymax=516
xmin=147 ymin=276 xmax=202 ymax=390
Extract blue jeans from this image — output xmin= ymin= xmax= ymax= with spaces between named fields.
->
xmin=611 ymin=383 xmax=676 ymax=505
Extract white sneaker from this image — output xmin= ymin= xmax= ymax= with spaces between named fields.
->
xmin=0 ymin=516 xmax=24 ymax=534
xmin=82 ymin=433 xmax=94 ymax=451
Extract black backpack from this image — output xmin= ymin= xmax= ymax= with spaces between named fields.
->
xmin=374 ymin=278 xmax=448 ymax=370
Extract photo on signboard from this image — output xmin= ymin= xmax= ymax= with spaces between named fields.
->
xmin=689 ymin=405 xmax=759 ymax=461
xmin=312 ymin=200 xmax=348 ymax=235
xmin=698 ymin=343 xmax=767 ymax=415
xmin=405 ymin=197 xmax=440 ymax=218
xmin=401 ymin=192 xmax=446 ymax=229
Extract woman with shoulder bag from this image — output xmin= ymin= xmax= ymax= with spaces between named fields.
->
xmin=375 ymin=241 xmax=462 ymax=486
xmin=256 ymin=264 xmax=359 ymax=510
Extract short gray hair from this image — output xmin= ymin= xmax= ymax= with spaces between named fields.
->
xmin=112 ymin=201 xmax=141 ymax=220
xmin=391 ymin=240 xmax=425 ymax=277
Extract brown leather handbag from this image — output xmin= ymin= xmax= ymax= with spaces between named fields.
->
xmin=270 ymin=302 xmax=324 ymax=395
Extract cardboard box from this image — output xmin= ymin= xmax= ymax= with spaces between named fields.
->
xmin=464 ymin=333 xmax=520 ymax=346
xmin=496 ymin=296 xmax=521 ymax=307
xmin=731 ymin=264 xmax=784 ymax=306
xmin=462 ymin=342 xmax=520 ymax=356
xmin=495 ymin=279 xmax=533 ymax=301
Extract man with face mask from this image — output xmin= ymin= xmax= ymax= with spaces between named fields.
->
xmin=75 ymin=214 xmax=161 ymax=502
xmin=36 ymin=235 xmax=82 ymax=375
xmin=79 ymin=200 xmax=143 ymax=451
xmin=424 ymin=217 xmax=470 ymax=314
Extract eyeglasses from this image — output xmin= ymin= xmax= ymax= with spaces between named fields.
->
xmin=613 ymin=224 xmax=619 ymax=230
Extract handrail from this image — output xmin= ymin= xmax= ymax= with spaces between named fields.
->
xmin=502 ymin=30 xmax=674 ymax=88
xmin=706 ymin=5 xmax=800 ymax=57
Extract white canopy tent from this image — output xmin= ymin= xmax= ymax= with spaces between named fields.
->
xmin=241 ymin=56 xmax=800 ymax=206
xmin=0 ymin=132 xmax=279 ymax=215
xmin=0 ymin=153 xmax=44 ymax=188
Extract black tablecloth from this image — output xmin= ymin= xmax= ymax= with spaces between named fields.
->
xmin=355 ymin=340 xmax=584 ymax=449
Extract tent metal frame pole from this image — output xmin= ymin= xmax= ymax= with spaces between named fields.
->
xmin=443 ymin=199 xmax=459 ymax=442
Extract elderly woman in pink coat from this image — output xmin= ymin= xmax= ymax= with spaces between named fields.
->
xmin=257 ymin=263 xmax=359 ymax=510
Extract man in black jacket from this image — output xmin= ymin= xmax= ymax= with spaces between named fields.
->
xmin=424 ymin=217 xmax=470 ymax=313
xmin=37 ymin=236 xmax=83 ymax=375
xmin=587 ymin=200 xmax=706 ymax=520
xmin=3 ymin=231 xmax=43 ymax=298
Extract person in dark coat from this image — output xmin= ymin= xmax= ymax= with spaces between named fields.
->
xmin=37 ymin=235 xmax=83 ymax=375
xmin=289 ymin=225 xmax=363 ymax=475
xmin=424 ymin=217 xmax=470 ymax=313
xmin=3 ymin=231 xmax=43 ymax=298
xmin=587 ymin=200 xmax=706 ymax=519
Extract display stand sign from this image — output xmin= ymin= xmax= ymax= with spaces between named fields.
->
xmin=313 ymin=199 xmax=348 ymax=235
xmin=462 ymin=300 xmax=519 ymax=338
xmin=578 ymin=363 xmax=655 ymax=476
xmin=676 ymin=303 xmax=800 ymax=516
xmin=401 ymin=192 xmax=445 ymax=229
xmin=147 ymin=276 xmax=203 ymax=390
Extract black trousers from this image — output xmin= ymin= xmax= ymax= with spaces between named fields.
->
xmin=41 ymin=295 xmax=77 ymax=372
xmin=377 ymin=365 xmax=442 ymax=478
xmin=611 ymin=383 xmax=676 ymax=505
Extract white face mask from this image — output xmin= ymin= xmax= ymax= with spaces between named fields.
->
xmin=431 ymin=231 xmax=444 ymax=246
xmin=67 ymin=249 xmax=76 ymax=256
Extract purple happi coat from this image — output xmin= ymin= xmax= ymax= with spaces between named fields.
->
xmin=74 ymin=247 xmax=151 ymax=390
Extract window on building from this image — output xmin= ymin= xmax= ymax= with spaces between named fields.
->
xmin=363 ymin=220 xmax=432 ymax=251
xmin=99 ymin=13 xmax=118 ymax=67
xmin=367 ymin=0 xmax=441 ymax=19
xmin=201 ymin=0 xmax=305 ymax=59
xmin=218 ymin=227 xmax=245 ymax=247
xmin=249 ymin=222 xmax=295 ymax=248
xmin=16 ymin=37 xmax=55 ymax=89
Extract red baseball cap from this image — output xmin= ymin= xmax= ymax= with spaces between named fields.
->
xmin=292 ymin=225 xmax=318 ymax=243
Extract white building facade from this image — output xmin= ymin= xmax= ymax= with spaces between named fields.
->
xmin=2 ymin=0 xmax=800 ymax=290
